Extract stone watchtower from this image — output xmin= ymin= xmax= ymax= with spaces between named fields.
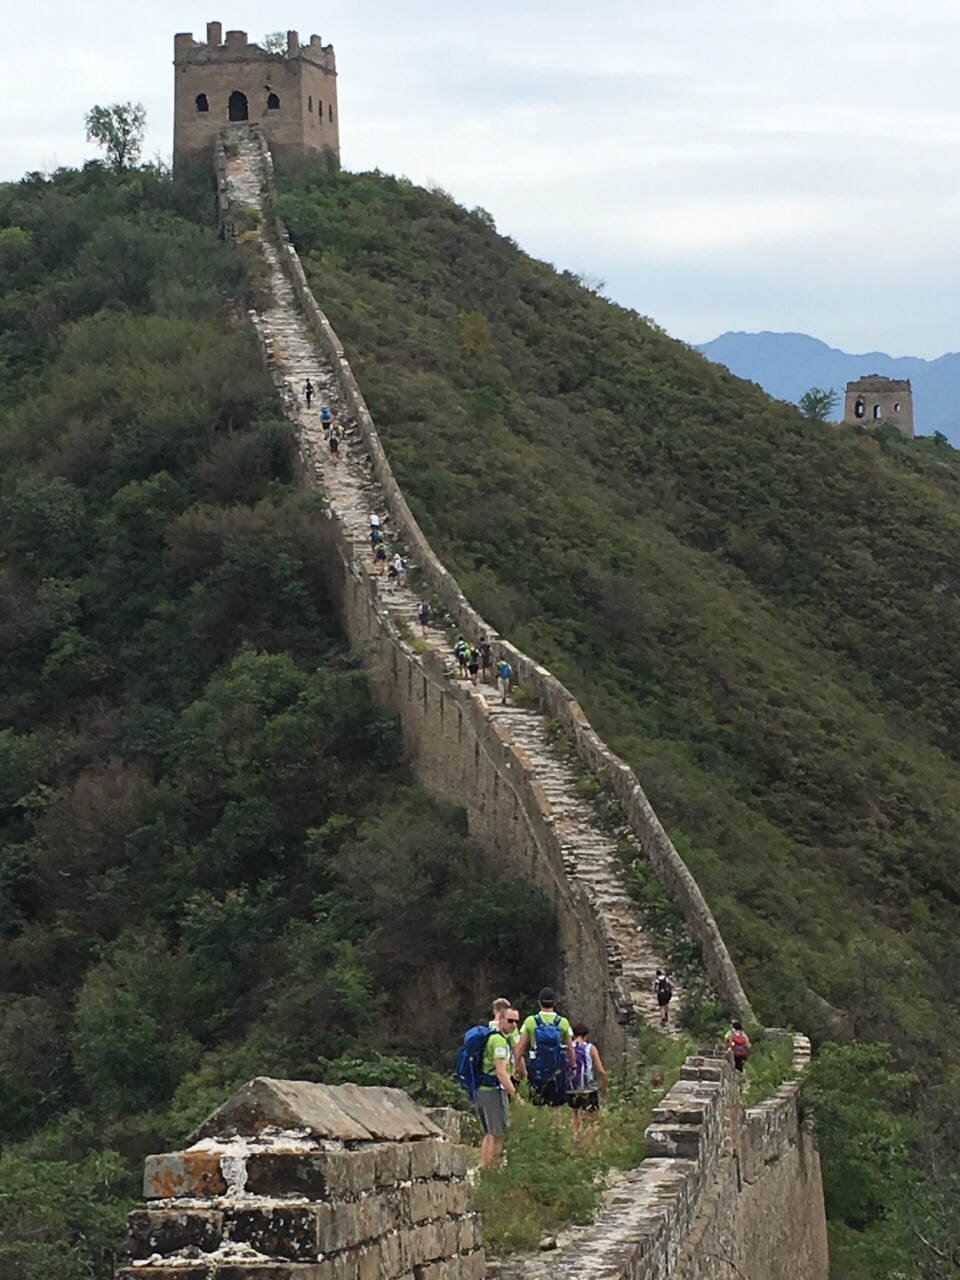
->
xmin=174 ymin=21 xmax=340 ymax=159
xmin=844 ymin=375 xmax=914 ymax=438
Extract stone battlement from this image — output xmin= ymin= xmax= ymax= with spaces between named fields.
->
xmin=174 ymin=24 xmax=335 ymax=69
xmin=116 ymin=1079 xmax=483 ymax=1280
xmin=174 ymin=21 xmax=339 ymax=160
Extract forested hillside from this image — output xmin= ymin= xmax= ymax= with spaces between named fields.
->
xmin=0 ymin=162 xmax=554 ymax=1279
xmin=274 ymin=158 xmax=960 ymax=1274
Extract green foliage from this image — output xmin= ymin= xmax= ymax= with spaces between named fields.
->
xmin=313 ymin=1051 xmax=462 ymax=1107
xmin=798 ymin=386 xmax=839 ymax=422
xmin=0 ymin=159 xmax=561 ymax=1276
xmin=477 ymin=1025 xmax=688 ymax=1252
xmin=0 ymin=1148 xmax=131 ymax=1280
xmin=273 ymin=159 xmax=960 ymax=1272
xmin=475 ymin=1105 xmax=603 ymax=1251
xmin=84 ymin=103 xmax=147 ymax=172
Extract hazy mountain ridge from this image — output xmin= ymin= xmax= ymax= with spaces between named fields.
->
xmin=698 ymin=330 xmax=960 ymax=442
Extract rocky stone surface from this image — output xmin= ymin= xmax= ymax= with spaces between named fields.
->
xmin=117 ymin=1083 xmax=482 ymax=1280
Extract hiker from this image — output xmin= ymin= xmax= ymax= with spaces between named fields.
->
xmin=374 ymin=543 xmax=387 ymax=575
xmin=304 ymin=379 xmax=314 ymax=408
xmin=567 ymin=1022 xmax=608 ymax=1136
xmin=496 ymin=656 xmax=512 ymax=704
xmin=320 ymin=404 xmax=332 ymax=429
xmin=467 ymin=644 xmax=481 ymax=686
xmin=328 ymin=431 xmax=340 ymax=463
xmin=654 ymin=969 xmax=673 ymax=1025
xmin=370 ymin=526 xmax=383 ymax=548
xmin=392 ymin=553 xmax=406 ymax=586
xmin=370 ymin=513 xmax=381 ymax=537
xmin=472 ymin=1007 xmax=525 ymax=1166
xmin=726 ymin=1020 xmax=752 ymax=1072
xmin=477 ymin=635 xmax=493 ymax=683
xmin=489 ymin=999 xmax=525 ymax=1085
xmin=417 ymin=601 xmax=432 ymax=636
xmin=386 ymin=560 xmax=399 ymax=589
xmin=454 ymin=637 xmax=469 ymax=679
xmin=515 ymin=988 xmax=575 ymax=1109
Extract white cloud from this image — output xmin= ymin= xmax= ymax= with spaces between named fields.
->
xmin=1 ymin=0 xmax=959 ymax=355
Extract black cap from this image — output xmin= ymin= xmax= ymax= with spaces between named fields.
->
xmin=539 ymin=987 xmax=556 ymax=1004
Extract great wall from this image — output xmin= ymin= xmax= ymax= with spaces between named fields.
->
xmin=114 ymin=118 xmax=829 ymax=1279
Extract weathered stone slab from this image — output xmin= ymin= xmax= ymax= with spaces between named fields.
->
xmin=144 ymin=1151 xmax=227 ymax=1199
xmin=325 ymin=1083 xmax=443 ymax=1140
xmin=245 ymin=1153 xmax=330 ymax=1199
xmin=127 ymin=1207 xmax=223 ymax=1258
xmin=189 ymin=1077 xmax=374 ymax=1142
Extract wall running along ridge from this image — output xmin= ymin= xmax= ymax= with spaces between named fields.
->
xmin=216 ymin=124 xmax=752 ymax=1052
xmin=203 ymin=125 xmax=828 ymax=1279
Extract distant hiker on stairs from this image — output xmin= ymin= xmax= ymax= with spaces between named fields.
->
xmin=303 ymin=378 xmax=314 ymax=408
xmin=654 ymin=969 xmax=673 ymax=1026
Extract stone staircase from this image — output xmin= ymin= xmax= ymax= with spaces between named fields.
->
xmin=222 ymin=126 xmax=677 ymax=1030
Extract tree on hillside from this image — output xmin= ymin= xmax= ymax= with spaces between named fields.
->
xmin=262 ymin=32 xmax=286 ymax=53
xmin=84 ymin=102 xmax=146 ymax=172
xmin=798 ymin=386 xmax=839 ymax=423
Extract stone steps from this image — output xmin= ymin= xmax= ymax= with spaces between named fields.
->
xmin=223 ymin=128 xmax=678 ymax=1033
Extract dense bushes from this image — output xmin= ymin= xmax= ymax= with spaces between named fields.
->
xmin=276 ymin=158 xmax=960 ymax=1274
xmin=0 ymin=161 xmax=557 ymax=1279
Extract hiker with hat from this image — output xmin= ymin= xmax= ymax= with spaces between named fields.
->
xmin=515 ymin=988 xmax=575 ymax=1108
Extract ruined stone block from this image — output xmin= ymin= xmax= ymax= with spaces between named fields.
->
xmin=321 ymin=1147 xmax=377 ymax=1196
xmin=379 ymin=1229 xmax=405 ymax=1278
xmin=442 ymin=1179 xmax=471 ymax=1216
xmin=127 ymin=1207 xmax=223 ymax=1258
xmin=143 ymin=1150 xmax=226 ymax=1199
xmin=456 ymin=1250 xmax=486 ymax=1280
xmin=378 ymin=1186 xmax=408 ymax=1232
xmin=409 ymin=1220 xmax=445 ymax=1265
xmin=224 ymin=1204 xmax=321 ymax=1260
xmin=117 ymin=1270 xmax=210 ymax=1280
xmin=315 ymin=1198 xmax=365 ymax=1252
xmin=245 ymin=1152 xmax=331 ymax=1199
xmin=373 ymin=1141 xmax=412 ymax=1186
xmin=680 ymin=1064 xmax=722 ymax=1083
xmin=409 ymin=1138 xmax=448 ymax=1181
xmin=645 ymin=1124 xmax=703 ymax=1159
xmin=354 ymin=1242 xmax=383 ymax=1280
xmin=413 ymin=1263 xmax=448 ymax=1280
xmin=457 ymin=1213 xmax=482 ymax=1254
xmin=408 ymin=1180 xmax=444 ymax=1223
xmin=437 ymin=1216 xmax=459 ymax=1257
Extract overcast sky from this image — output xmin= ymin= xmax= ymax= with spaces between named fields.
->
xmin=3 ymin=1 xmax=959 ymax=358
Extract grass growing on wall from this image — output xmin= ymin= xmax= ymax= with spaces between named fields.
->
xmin=475 ymin=1027 xmax=691 ymax=1253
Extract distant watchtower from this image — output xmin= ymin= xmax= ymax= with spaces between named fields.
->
xmin=173 ymin=21 xmax=339 ymax=159
xmin=844 ymin=375 xmax=914 ymax=438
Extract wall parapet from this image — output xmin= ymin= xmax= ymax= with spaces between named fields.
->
xmin=115 ymin=1078 xmax=484 ymax=1280
xmin=519 ymin=1038 xmax=825 ymax=1280
xmin=239 ymin=124 xmax=753 ymax=1026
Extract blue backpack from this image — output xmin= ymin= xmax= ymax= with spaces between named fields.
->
xmin=456 ymin=1025 xmax=497 ymax=1100
xmin=528 ymin=1014 xmax=564 ymax=1085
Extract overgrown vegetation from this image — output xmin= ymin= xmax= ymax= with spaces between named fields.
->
xmin=274 ymin=156 xmax=960 ymax=1275
xmin=476 ymin=1027 xmax=690 ymax=1253
xmin=0 ymin=160 xmax=558 ymax=1279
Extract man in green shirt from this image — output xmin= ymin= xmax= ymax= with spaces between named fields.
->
xmin=489 ymin=998 xmax=526 ymax=1085
xmin=515 ymin=987 xmax=576 ymax=1108
xmin=476 ymin=1007 xmax=525 ymax=1167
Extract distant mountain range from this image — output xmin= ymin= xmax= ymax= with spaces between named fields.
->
xmin=697 ymin=331 xmax=960 ymax=444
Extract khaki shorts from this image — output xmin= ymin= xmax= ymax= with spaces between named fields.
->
xmin=475 ymin=1088 xmax=509 ymax=1136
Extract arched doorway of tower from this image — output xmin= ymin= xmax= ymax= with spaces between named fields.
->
xmin=228 ymin=91 xmax=249 ymax=122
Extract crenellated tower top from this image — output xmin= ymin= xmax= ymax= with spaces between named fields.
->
xmin=173 ymin=20 xmax=339 ymax=159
